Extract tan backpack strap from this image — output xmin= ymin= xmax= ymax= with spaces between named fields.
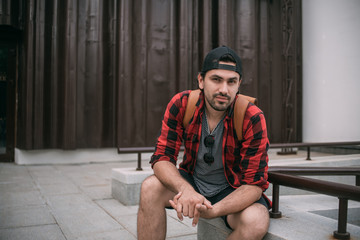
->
xmin=183 ymin=89 xmax=201 ymax=128
xmin=238 ymin=94 xmax=257 ymax=105
xmin=234 ymin=94 xmax=257 ymax=140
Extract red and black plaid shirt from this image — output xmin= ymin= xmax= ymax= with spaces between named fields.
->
xmin=150 ymin=90 xmax=269 ymax=192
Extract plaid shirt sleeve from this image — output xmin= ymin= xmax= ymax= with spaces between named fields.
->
xmin=239 ymin=104 xmax=269 ymax=191
xmin=150 ymin=91 xmax=189 ymax=167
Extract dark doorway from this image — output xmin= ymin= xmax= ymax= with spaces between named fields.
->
xmin=0 ymin=38 xmax=17 ymax=162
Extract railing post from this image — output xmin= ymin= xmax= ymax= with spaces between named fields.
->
xmin=269 ymin=184 xmax=282 ymax=218
xmin=333 ymin=198 xmax=350 ymax=239
xmin=136 ymin=152 xmax=143 ymax=171
xmin=356 ymin=175 xmax=360 ymax=186
xmin=306 ymin=146 xmax=311 ymax=160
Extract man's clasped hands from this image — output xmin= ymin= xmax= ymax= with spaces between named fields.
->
xmin=169 ymin=186 xmax=216 ymax=227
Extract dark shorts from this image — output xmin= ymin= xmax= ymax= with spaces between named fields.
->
xmin=177 ymin=169 xmax=269 ymax=229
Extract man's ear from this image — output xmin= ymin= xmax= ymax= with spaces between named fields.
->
xmin=197 ymin=73 xmax=204 ymax=90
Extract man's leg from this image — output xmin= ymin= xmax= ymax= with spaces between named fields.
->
xmin=137 ymin=175 xmax=176 ymax=240
xmin=226 ymin=203 xmax=270 ymax=240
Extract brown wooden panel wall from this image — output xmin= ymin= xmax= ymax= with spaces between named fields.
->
xmin=2 ymin=0 xmax=301 ymax=150
xmin=16 ymin=0 xmax=118 ymax=149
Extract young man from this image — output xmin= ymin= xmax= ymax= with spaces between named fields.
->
xmin=137 ymin=46 xmax=270 ymax=240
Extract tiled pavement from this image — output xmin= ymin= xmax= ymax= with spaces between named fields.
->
xmin=0 ymin=150 xmax=359 ymax=240
xmin=0 ymin=160 xmax=199 ymax=240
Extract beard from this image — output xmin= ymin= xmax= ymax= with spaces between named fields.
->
xmin=206 ymin=93 xmax=232 ymax=111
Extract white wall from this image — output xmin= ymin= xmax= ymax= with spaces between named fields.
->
xmin=302 ymin=0 xmax=360 ymax=142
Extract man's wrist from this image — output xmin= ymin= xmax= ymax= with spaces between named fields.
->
xmin=178 ymin=181 xmax=193 ymax=193
xmin=210 ymin=204 xmax=220 ymax=218
xmin=198 ymin=204 xmax=218 ymax=219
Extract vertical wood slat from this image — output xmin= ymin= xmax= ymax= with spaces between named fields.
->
xmin=32 ymin=0 xmax=45 ymax=148
xmin=258 ymin=0 xmax=271 ymax=121
xmin=117 ymin=0 xmax=145 ymax=147
xmin=21 ymin=0 xmax=35 ymax=149
xmin=83 ymin=0 xmax=100 ymax=148
xmin=64 ymin=0 xmax=77 ymax=149
xmin=48 ymin=0 xmax=58 ymax=147
xmin=280 ymin=0 xmax=302 ymax=143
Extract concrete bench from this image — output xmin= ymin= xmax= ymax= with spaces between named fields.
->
xmin=197 ymin=217 xmax=283 ymax=240
xmin=197 ymin=218 xmax=231 ymax=240
xmin=111 ymin=167 xmax=153 ymax=205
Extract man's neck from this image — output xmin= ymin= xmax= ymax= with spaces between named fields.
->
xmin=204 ymin=102 xmax=227 ymax=133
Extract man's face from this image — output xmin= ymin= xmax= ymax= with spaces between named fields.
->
xmin=198 ymin=62 xmax=241 ymax=112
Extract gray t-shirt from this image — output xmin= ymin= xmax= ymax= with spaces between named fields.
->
xmin=193 ymin=113 xmax=230 ymax=197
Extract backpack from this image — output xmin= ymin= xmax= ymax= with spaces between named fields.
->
xmin=182 ymin=89 xmax=257 ymax=141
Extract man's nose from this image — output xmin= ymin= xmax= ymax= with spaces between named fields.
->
xmin=219 ymin=82 xmax=229 ymax=94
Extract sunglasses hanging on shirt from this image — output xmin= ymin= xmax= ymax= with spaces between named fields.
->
xmin=203 ymin=135 xmax=215 ymax=165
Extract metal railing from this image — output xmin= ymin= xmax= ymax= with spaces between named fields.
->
xmin=271 ymin=141 xmax=360 ymax=160
xmin=268 ymin=167 xmax=360 ymax=240
xmin=118 ymin=141 xmax=360 ymax=170
xmin=117 ymin=146 xmax=184 ymax=170
xmin=118 ymin=147 xmax=155 ymax=171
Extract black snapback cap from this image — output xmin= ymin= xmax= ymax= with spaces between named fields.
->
xmin=201 ymin=46 xmax=242 ymax=78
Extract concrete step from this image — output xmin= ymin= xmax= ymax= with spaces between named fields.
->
xmin=268 ymin=195 xmax=360 ymax=240
xmin=198 ymin=195 xmax=360 ymax=240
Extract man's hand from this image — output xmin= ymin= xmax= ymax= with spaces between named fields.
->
xmin=169 ymin=190 xmax=213 ymax=227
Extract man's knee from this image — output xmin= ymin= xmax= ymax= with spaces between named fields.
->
xmin=228 ymin=203 xmax=269 ymax=239
xmin=242 ymin=203 xmax=269 ymax=229
xmin=247 ymin=208 xmax=269 ymax=239
xmin=140 ymin=175 xmax=172 ymax=206
xmin=140 ymin=175 xmax=160 ymax=198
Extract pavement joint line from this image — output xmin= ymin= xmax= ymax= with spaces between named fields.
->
xmin=0 ymin=223 xmax=60 ymax=230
